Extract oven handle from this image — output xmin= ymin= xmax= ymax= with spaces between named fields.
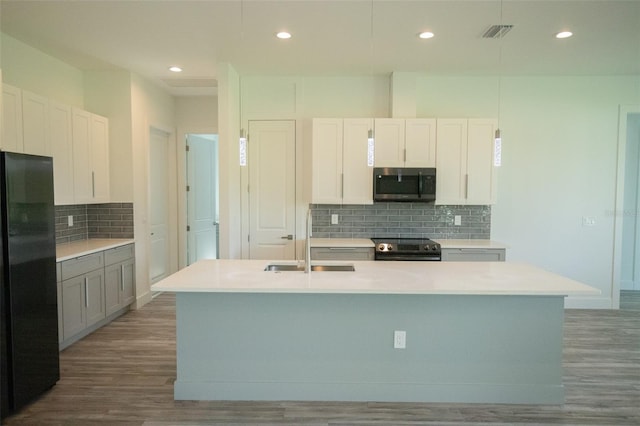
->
xmin=418 ymin=171 xmax=423 ymax=198
xmin=375 ymin=255 xmax=441 ymax=261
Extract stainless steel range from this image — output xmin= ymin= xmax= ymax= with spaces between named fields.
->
xmin=372 ymin=237 xmax=442 ymax=261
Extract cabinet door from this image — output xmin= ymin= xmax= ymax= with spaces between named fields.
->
xmin=466 ymin=119 xmax=497 ymax=205
xmin=121 ymin=259 xmax=136 ymax=307
xmin=50 ymin=101 xmax=75 ymax=205
xmin=1 ymin=84 xmax=24 ymax=152
xmin=374 ymin=118 xmax=405 ymax=167
xmin=72 ymin=108 xmax=93 ymax=203
xmin=104 ymin=263 xmax=121 ymax=316
xmin=405 ymin=118 xmax=436 ymax=167
xmin=441 ymin=248 xmax=505 ymax=262
xmin=90 ymin=113 xmax=110 ymax=203
xmin=435 ymin=119 xmax=468 ymax=205
xmin=343 ymin=118 xmax=373 ymax=204
xmin=62 ymin=276 xmax=86 ymax=340
xmin=85 ymin=269 xmax=106 ymax=327
xmin=21 ymin=90 xmax=50 ymax=156
xmin=312 ymin=118 xmax=343 ymax=204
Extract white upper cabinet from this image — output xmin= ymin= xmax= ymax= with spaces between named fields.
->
xmin=49 ymin=100 xmax=75 ymax=205
xmin=343 ymin=118 xmax=374 ymax=204
xmin=312 ymin=118 xmax=343 ymax=204
xmin=374 ymin=118 xmax=436 ymax=167
xmin=374 ymin=119 xmax=405 ymax=167
xmin=21 ymin=90 xmax=50 ymax=156
xmin=436 ymin=118 xmax=497 ymax=205
xmin=72 ymin=108 xmax=110 ymax=204
xmin=1 ymin=84 xmax=24 ymax=153
xmin=404 ymin=118 xmax=436 ymax=167
xmin=1 ymin=85 xmax=51 ymax=156
xmin=311 ymin=118 xmax=373 ymax=205
xmin=90 ymin=113 xmax=110 ymax=203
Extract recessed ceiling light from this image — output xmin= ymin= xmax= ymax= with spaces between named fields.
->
xmin=556 ymin=31 xmax=573 ymax=39
xmin=418 ymin=31 xmax=435 ymax=39
xmin=169 ymin=66 xmax=183 ymax=73
xmin=276 ymin=31 xmax=292 ymax=39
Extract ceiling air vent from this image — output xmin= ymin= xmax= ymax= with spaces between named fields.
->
xmin=482 ymin=24 xmax=513 ymax=39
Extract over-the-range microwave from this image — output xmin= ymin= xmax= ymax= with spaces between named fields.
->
xmin=373 ymin=167 xmax=436 ymax=202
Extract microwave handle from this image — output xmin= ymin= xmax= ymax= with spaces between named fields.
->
xmin=418 ymin=171 xmax=423 ymax=198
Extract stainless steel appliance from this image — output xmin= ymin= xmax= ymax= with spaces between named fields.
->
xmin=372 ymin=237 xmax=442 ymax=261
xmin=1 ymin=153 xmax=59 ymax=419
xmin=373 ymin=167 xmax=436 ymax=202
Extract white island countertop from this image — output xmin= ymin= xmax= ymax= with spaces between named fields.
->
xmin=152 ymin=259 xmax=599 ymax=297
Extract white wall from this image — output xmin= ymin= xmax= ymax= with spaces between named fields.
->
xmin=130 ymin=73 xmax=176 ymax=307
xmin=0 ymin=33 xmax=84 ymax=106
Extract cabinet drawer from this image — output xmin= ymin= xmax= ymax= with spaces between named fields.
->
xmin=441 ymin=248 xmax=506 ymax=262
xmin=104 ymin=244 xmax=134 ymax=266
xmin=311 ymin=247 xmax=374 ymax=261
xmin=60 ymin=252 xmax=104 ymax=280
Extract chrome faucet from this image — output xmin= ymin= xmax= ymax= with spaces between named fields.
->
xmin=305 ymin=208 xmax=312 ymax=273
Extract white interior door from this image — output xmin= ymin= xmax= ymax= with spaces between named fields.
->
xmin=187 ymin=134 xmax=219 ymax=264
xmin=149 ymin=127 xmax=171 ymax=283
xmin=248 ymin=120 xmax=296 ymax=260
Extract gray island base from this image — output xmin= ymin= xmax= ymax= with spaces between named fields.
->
xmin=152 ymin=260 xmax=600 ymax=405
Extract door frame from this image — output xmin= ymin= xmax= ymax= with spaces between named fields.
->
xmin=177 ymin=126 xmax=217 ymax=268
xmin=612 ymin=104 xmax=640 ymax=308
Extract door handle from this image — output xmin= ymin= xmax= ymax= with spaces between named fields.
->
xmin=281 ymin=235 xmax=293 ymax=240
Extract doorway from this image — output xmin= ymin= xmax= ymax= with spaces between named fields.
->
xmin=621 ymin=112 xmax=640 ymax=291
xmin=248 ymin=120 xmax=296 ymax=260
xmin=186 ymin=134 xmax=219 ymax=264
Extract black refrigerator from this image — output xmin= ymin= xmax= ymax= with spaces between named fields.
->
xmin=0 ymin=152 xmax=59 ymax=420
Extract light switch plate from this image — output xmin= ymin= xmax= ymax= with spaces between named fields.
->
xmin=331 ymin=214 xmax=339 ymax=225
xmin=68 ymin=215 xmax=74 ymax=227
xmin=454 ymin=215 xmax=462 ymax=226
xmin=394 ymin=330 xmax=406 ymax=349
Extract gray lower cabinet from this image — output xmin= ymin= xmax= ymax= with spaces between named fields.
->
xmin=441 ymin=248 xmax=506 ymax=262
xmin=311 ymin=247 xmax=374 ymax=261
xmin=105 ymin=244 xmax=135 ymax=316
xmin=58 ymin=243 xmax=135 ymax=349
xmin=60 ymin=252 xmax=106 ymax=341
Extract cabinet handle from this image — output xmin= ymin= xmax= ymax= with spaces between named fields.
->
xmin=404 ymin=148 xmax=407 ymax=162
xmin=84 ymin=277 xmax=89 ymax=307
xmin=121 ymin=265 xmax=125 ymax=291
xmin=464 ymin=174 xmax=469 ymax=199
xmin=92 ymin=172 xmax=95 ymax=197
xmin=341 ymin=173 xmax=344 ymax=198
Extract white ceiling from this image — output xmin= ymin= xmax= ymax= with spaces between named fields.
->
xmin=1 ymin=0 xmax=639 ymax=97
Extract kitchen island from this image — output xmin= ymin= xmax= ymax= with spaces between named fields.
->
xmin=151 ymin=260 xmax=599 ymax=404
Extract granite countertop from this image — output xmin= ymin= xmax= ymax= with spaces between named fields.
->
xmin=56 ymin=238 xmax=135 ymax=262
xmin=151 ymin=259 xmax=599 ymax=297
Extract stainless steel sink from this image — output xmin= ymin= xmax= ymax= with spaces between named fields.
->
xmin=264 ymin=264 xmax=355 ymax=272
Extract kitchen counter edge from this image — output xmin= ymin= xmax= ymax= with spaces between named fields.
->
xmin=56 ymin=238 xmax=135 ymax=262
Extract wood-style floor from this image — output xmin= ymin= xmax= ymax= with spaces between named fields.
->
xmin=4 ymin=291 xmax=640 ymax=425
